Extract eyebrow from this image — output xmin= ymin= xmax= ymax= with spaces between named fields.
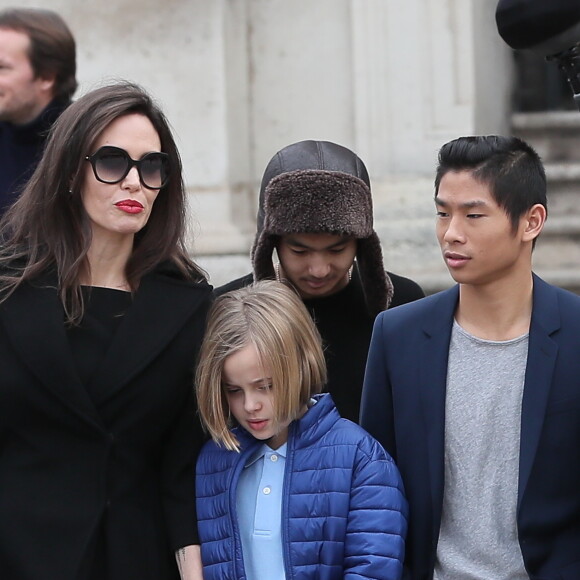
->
xmin=435 ymin=198 xmax=489 ymax=209
xmin=285 ymin=236 xmax=351 ymax=250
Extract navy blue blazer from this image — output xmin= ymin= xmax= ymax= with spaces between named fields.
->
xmin=361 ymin=274 xmax=580 ymax=580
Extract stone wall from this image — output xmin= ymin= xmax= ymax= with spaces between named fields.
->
xmin=4 ymin=0 xmax=513 ymax=290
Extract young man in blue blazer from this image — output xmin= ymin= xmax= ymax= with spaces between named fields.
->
xmin=361 ymin=135 xmax=580 ymax=580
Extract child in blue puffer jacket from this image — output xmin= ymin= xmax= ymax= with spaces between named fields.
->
xmin=195 ymin=280 xmax=408 ymax=580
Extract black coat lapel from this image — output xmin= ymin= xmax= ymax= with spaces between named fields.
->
xmin=87 ymin=268 xmax=210 ymax=404
xmin=0 ymin=277 xmax=105 ymax=429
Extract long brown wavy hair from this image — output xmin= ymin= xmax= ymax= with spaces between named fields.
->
xmin=0 ymin=81 xmax=206 ymax=323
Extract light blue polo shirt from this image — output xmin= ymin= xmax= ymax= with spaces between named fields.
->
xmin=236 ymin=442 xmax=287 ymax=580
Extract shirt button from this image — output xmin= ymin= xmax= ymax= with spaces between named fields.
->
xmin=270 ymin=454 xmax=278 ymax=462
xmin=263 ymin=487 xmax=271 ymax=495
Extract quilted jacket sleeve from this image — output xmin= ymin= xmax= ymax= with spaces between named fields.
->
xmin=343 ymin=437 xmax=408 ymax=580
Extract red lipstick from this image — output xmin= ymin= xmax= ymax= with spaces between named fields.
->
xmin=115 ymin=200 xmax=144 ymax=214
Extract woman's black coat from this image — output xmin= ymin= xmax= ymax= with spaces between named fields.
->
xmin=0 ymin=265 xmax=211 ymax=579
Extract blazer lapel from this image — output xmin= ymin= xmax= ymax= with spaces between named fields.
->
xmin=517 ymin=274 xmax=559 ymax=511
xmin=88 ymin=268 xmax=209 ymax=404
xmin=418 ymin=285 xmax=459 ymax=544
xmin=0 ymin=277 xmax=105 ymax=429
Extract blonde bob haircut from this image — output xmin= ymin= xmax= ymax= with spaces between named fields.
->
xmin=196 ymin=280 xmax=327 ymax=451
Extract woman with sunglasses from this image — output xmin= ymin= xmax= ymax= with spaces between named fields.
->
xmin=0 ymin=82 xmax=209 ymax=580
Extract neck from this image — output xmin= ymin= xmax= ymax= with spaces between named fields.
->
xmin=455 ymin=269 xmax=534 ymax=341
xmin=10 ymin=95 xmax=53 ymax=126
xmin=85 ymin=235 xmax=134 ymax=290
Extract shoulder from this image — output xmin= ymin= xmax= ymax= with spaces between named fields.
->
xmin=316 ymin=418 xmax=406 ymax=508
xmin=214 ymin=273 xmax=254 ymax=297
xmin=367 ymin=286 xmax=457 ymax=353
xmin=386 ymin=271 xmax=425 ymax=306
xmin=308 ymin=402 xmax=397 ymax=464
xmin=531 ymin=276 xmax=580 ymax=332
xmin=531 ymin=274 xmax=580 ymax=313
xmin=39 ymin=98 xmax=70 ymax=128
xmin=139 ymin=264 xmax=213 ymax=326
xmin=377 ymin=284 xmax=456 ymax=326
xmin=327 ymin=418 xmax=396 ymax=461
xmin=148 ymin=261 xmax=212 ymax=292
xmin=539 ymin=277 xmax=580 ymax=308
xmin=293 ymin=410 xmax=404 ymax=492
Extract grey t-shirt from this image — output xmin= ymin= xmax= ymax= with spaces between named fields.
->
xmin=434 ymin=320 xmax=529 ymax=580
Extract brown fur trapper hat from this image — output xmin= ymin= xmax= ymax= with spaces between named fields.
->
xmin=252 ymin=140 xmax=393 ymax=315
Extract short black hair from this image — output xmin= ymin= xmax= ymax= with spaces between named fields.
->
xmin=434 ymin=135 xmax=547 ymax=232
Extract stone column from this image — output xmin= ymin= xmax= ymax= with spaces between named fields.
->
xmin=351 ymin=0 xmax=512 ymax=290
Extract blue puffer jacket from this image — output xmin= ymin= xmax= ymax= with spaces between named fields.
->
xmin=196 ymin=393 xmax=408 ymax=579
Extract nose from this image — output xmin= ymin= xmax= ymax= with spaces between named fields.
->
xmin=122 ymin=166 xmax=141 ymax=190
xmin=442 ymin=216 xmax=466 ymax=244
xmin=307 ymin=254 xmax=331 ymax=278
xmin=243 ymin=391 xmax=262 ymax=413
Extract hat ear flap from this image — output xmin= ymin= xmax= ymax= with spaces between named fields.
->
xmin=251 ymin=232 xmax=278 ymax=280
xmin=356 ymin=233 xmax=393 ymax=316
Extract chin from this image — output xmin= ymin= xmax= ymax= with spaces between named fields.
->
xmin=300 ymin=285 xmax=332 ymax=299
xmin=113 ymin=221 xmax=148 ymax=236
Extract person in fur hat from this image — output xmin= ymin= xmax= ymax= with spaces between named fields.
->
xmin=215 ymin=140 xmax=424 ymax=423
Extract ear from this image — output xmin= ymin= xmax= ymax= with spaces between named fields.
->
xmin=522 ymin=203 xmax=547 ymax=243
xmin=37 ymin=74 xmax=56 ymax=95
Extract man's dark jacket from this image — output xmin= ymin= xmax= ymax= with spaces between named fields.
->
xmin=361 ymin=275 xmax=580 ymax=579
xmin=0 ymin=98 xmax=69 ymax=215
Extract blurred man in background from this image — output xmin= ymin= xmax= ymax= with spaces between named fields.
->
xmin=0 ymin=7 xmax=77 ymax=216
